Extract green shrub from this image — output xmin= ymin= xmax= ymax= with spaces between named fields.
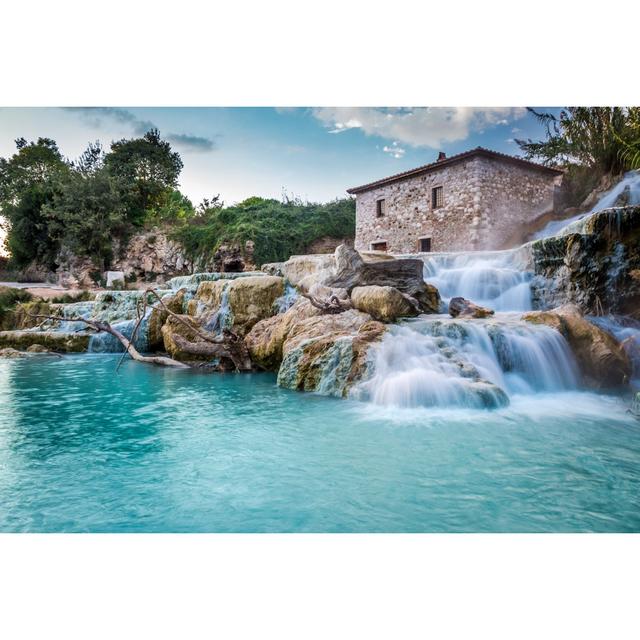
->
xmin=173 ymin=196 xmax=355 ymax=266
xmin=0 ymin=286 xmax=33 ymax=329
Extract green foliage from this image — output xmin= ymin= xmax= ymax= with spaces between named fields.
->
xmin=615 ymin=108 xmax=640 ymax=170
xmin=0 ymin=138 xmax=70 ymax=267
xmin=0 ymin=286 xmax=33 ymax=329
xmin=43 ymin=166 xmax=131 ymax=272
xmin=516 ymin=107 xmax=640 ymax=175
xmin=145 ymin=189 xmax=195 ymax=225
xmin=1 ymin=130 xmax=185 ymax=271
xmin=48 ymin=290 xmax=94 ymax=304
xmin=174 ymin=196 xmax=355 ymax=266
xmin=104 ymin=128 xmax=183 ymax=226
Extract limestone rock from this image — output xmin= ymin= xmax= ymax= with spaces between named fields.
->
xmin=0 ymin=347 xmax=27 ymax=358
xmin=351 ymin=285 xmax=419 ymax=322
xmin=0 ymin=330 xmax=90 ymax=352
xmin=148 ymin=289 xmax=188 ymax=351
xmin=277 ymin=309 xmax=386 ymax=396
xmin=449 ymin=297 xmax=495 ymax=319
xmin=324 ymin=245 xmax=441 ymax=314
xmin=523 ymin=304 xmax=631 ymax=388
xmin=161 ymin=315 xmax=208 ymax=361
xmin=26 ymin=344 xmax=50 ymax=353
xmin=245 ymin=299 xmax=321 ymax=370
xmin=531 ymin=206 xmax=640 ymax=318
xmin=191 ymin=275 xmax=285 ymax=337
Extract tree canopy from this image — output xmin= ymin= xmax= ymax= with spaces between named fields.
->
xmin=516 ymin=107 xmax=640 ymax=174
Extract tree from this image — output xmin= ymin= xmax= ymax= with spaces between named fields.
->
xmin=104 ymin=128 xmax=183 ymax=225
xmin=0 ymin=137 xmax=70 ymax=267
xmin=43 ymin=167 xmax=130 ymax=272
xmin=516 ymin=107 xmax=639 ymax=175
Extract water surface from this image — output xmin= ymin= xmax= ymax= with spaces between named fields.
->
xmin=1 ymin=355 xmax=639 ymax=532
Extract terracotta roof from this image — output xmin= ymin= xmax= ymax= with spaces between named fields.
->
xmin=346 ymin=146 xmax=563 ymax=194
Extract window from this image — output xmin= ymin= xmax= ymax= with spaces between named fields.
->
xmin=432 ymin=186 xmax=443 ymax=209
xmin=376 ymin=199 xmax=386 ymax=217
xmin=371 ymin=241 xmax=388 ymax=252
xmin=419 ymin=237 xmax=432 ymax=252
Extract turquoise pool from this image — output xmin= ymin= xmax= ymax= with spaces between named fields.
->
xmin=0 ymin=355 xmax=639 ymax=532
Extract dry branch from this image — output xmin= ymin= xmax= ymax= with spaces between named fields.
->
xmin=27 ymin=313 xmax=188 ymax=368
xmin=298 ymin=290 xmax=350 ymax=314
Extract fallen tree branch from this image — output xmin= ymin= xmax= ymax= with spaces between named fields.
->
xmin=144 ymin=288 xmax=227 ymax=345
xmin=298 ymin=289 xmax=350 ymax=314
xmin=27 ymin=313 xmax=188 ymax=368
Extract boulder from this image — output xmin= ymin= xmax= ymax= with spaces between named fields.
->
xmin=190 ymin=275 xmax=285 ymax=337
xmin=0 ymin=348 xmax=28 ymax=359
xmin=105 ymin=271 xmax=125 ymax=289
xmin=226 ymin=275 xmax=284 ymax=335
xmin=245 ymin=299 xmax=321 ymax=370
xmin=523 ymin=304 xmax=631 ymax=388
xmin=324 ymin=245 xmax=441 ymax=314
xmin=449 ymin=297 xmax=495 ymax=319
xmin=530 ymin=205 xmax=640 ymax=317
xmin=351 ymin=285 xmax=419 ymax=322
xmin=277 ymin=309 xmax=386 ymax=396
xmin=148 ymin=288 xmax=188 ymax=351
xmin=0 ymin=330 xmax=90 ymax=352
xmin=26 ymin=344 xmax=50 ymax=353
xmin=161 ymin=315 xmax=209 ymax=361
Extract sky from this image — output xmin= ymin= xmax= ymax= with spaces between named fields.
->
xmin=0 ymin=107 xmax=557 ymax=208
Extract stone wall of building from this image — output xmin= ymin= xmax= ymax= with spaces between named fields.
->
xmin=354 ymin=156 xmax=560 ymax=253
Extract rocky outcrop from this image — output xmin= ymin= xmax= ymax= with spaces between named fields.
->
xmin=351 ymin=285 xmax=419 ymax=322
xmin=112 ymin=229 xmax=191 ymax=284
xmin=277 ymin=310 xmax=386 ymax=396
xmin=449 ymin=297 xmax=494 ymax=319
xmin=0 ymin=330 xmax=90 ymax=352
xmin=245 ymin=298 xmax=386 ymax=396
xmin=523 ymin=304 xmax=631 ymax=388
xmin=190 ymin=275 xmax=284 ymax=337
xmin=245 ymin=299 xmax=322 ymax=370
xmin=531 ymin=206 xmax=640 ymax=318
xmin=161 ymin=315 xmax=207 ymax=361
xmin=148 ymin=289 xmax=188 ymax=351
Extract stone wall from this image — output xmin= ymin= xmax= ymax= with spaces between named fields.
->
xmin=354 ymin=156 xmax=560 ymax=253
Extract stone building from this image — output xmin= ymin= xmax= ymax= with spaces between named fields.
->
xmin=347 ymin=147 xmax=563 ymax=253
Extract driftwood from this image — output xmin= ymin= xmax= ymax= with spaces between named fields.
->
xmin=27 ymin=313 xmax=189 ymax=368
xmin=28 ymin=287 xmax=254 ymax=372
xmin=298 ymin=290 xmax=350 ymax=314
xmin=172 ymin=329 xmax=253 ymax=371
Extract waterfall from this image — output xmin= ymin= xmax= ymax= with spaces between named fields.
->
xmin=355 ymin=316 xmax=579 ymax=409
xmin=274 ymin=283 xmax=299 ymax=313
xmin=202 ymin=283 xmax=233 ymax=334
xmin=420 ymin=248 xmax=533 ymax=312
xmin=588 ymin=315 xmax=640 ymax=390
xmin=166 ymin=271 xmax=265 ymax=291
xmin=534 ymin=170 xmax=640 ymax=239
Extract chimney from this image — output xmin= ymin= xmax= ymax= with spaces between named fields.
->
xmin=437 ymin=151 xmax=447 ymax=161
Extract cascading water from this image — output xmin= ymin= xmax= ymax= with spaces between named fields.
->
xmin=274 ymin=283 xmax=299 ymax=313
xmin=534 ymin=170 xmax=640 ymax=239
xmin=355 ymin=316 xmax=579 ymax=409
xmin=202 ymin=283 xmax=233 ymax=334
xmin=420 ymin=248 xmax=533 ymax=311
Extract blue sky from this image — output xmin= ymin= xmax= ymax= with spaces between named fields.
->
xmin=0 ymin=107 xmax=556 ymax=206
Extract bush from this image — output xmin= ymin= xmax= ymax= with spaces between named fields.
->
xmin=173 ymin=196 xmax=355 ymax=266
xmin=0 ymin=286 xmax=33 ymax=329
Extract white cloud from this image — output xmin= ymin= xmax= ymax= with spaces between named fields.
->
xmin=312 ymin=107 xmax=526 ymax=148
xmin=383 ymin=141 xmax=405 ymax=159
